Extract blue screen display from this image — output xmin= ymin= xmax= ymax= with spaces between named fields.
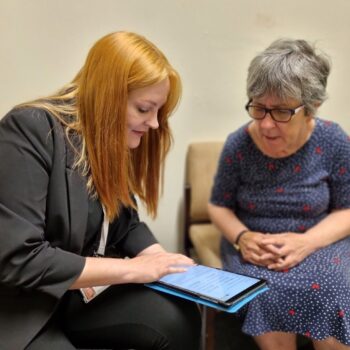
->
xmin=159 ymin=265 xmax=262 ymax=303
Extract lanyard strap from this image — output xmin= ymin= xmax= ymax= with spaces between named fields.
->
xmin=96 ymin=205 xmax=109 ymax=256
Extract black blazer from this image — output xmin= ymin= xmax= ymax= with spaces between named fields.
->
xmin=0 ymin=108 xmax=157 ymax=350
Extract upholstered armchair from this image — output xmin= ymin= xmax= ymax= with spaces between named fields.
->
xmin=183 ymin=141 xmax=224 ymax=268
xmin=183 ymin=141 xmax=224 ymax=350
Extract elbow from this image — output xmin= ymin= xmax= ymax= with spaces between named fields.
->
xmin=207 ymin=202 xmax=217 ymax=221
xmin=207 ymin=202 xmax=213 ymax=218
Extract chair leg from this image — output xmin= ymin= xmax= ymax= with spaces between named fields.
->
xmin=200 ymin=306 xmax=216 ymax=350
xmin=200 ymin=306 xmax=207 ymax=350
xmin=206 ymin=308 xmax=216 ymax=350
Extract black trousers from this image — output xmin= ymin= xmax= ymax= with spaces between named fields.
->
xmin=26 ymin=284 xmax=201 ymax=350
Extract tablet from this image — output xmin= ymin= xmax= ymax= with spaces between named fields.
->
xmin=155 ymin=265 xmax=266 ymax=307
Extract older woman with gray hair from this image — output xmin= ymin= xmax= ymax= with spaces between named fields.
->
xmin=208 ymin=39 xmax=350 ymax=350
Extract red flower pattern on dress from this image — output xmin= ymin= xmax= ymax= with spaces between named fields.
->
xmin=276 ymin=187 xmax=284 ymax=193
xmin=282 ymin=268 xmax=290 ymax=273
xmin=303 ymin=204 xmax=311 ymax=212
xmin=339 ymin=167 xmax=346 ymax=175
xmin=333 ymin=257 xmax=341 ymax=264
xmin=288 ymin=309 xmax=296 ymax=316
xmin=294 ymin=164 xmax=301 ymax=173
xmin=315 ymin=146 xmax=323 ymax=154
xmin=323 ymin=120 xmax=332 ymax=127
xmin=338 ymin=310 xmax=345 ymax=318
xmin=225 ymin=156 xmax=233 ymax=165
xmin=304 ymin=331 xmax=311 ymax=337
xmin=236 ymin=151 xmax=243 ymax=161
xmin=247 ymin=202 xmax=256 ymax=210
xmin=311 ymin=283 xmax=320 ymax=290
xmin=298 ymin=225 xmax=306 ymax=232
xmin=223 ymin=192 xmax=232 ymax=200
xmin=267 ymin=162 xmax=275 ymax=171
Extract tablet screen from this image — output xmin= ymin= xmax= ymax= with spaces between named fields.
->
xmin=157 ymin=265 xmax=265 ymax=306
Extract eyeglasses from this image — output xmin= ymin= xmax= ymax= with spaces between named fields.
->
xmin=245 ymin=100 xmax=304 ymax=123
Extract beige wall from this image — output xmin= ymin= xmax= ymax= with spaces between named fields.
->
xmin=1 ymin=0 xmax=350 ymax=251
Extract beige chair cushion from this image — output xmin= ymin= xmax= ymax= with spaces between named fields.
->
xmin=186 ymin=142 xmax=224 ymax=222
xmin=189 ymin=223 xmax=222 ymax=268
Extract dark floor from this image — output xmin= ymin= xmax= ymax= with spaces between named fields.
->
xmin=214 ymin=311 xmax=314 ymax=350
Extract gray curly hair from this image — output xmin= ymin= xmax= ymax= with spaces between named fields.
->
xmin=247 ymin=39 xmax=331 ymax=116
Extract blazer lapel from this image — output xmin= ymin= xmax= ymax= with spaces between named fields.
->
xmin=65 ymin=133 xmax=88 ymax=254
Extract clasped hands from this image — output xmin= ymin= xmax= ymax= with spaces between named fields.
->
xmin=238 ymin=231 xmax=314 ymax=271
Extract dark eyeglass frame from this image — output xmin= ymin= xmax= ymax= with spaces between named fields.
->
xmin=245 ymin=100 xmax=304 ymax=123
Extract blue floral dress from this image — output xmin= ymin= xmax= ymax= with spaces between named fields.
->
xmin=210 ymin=118 xmax=350 ymax=344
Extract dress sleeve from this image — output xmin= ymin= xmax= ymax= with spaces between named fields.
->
xmin=0 ymin=109 xmax=85 ymax=299
xmin=210 ymin=131 xmax=243 ymax=211
xmin=328 ymin=124 xmax=350 ymax=210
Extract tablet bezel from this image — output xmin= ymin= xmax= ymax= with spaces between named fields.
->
xmin=154 ymin=265 xmax=267 ymax=307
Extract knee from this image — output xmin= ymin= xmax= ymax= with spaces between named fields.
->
xmin=312 ymin=336 xmax=350 ymax=350
xmin=156 ymin=297 xmax=201 ymax=350
xmin=254 ymin=332 xmax=297 ymax=350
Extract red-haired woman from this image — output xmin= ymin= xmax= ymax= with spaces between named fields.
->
xmin=0 ymin=31 xmax=200 ymax=350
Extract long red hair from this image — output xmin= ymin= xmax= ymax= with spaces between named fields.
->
xmin=17 ymin=31 xmax=182 ymax=221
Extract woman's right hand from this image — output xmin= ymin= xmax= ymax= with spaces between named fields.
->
xmin=70 ymin=252 xmax=195 ymax=290
xmin=125 ymin=252 xmax=195 ymax=284
xmin=239 ymin=231 xmax=282 ymax=267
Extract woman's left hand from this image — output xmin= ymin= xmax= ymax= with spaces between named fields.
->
xmin=259 ymin=232 xmax=316 ymax=271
